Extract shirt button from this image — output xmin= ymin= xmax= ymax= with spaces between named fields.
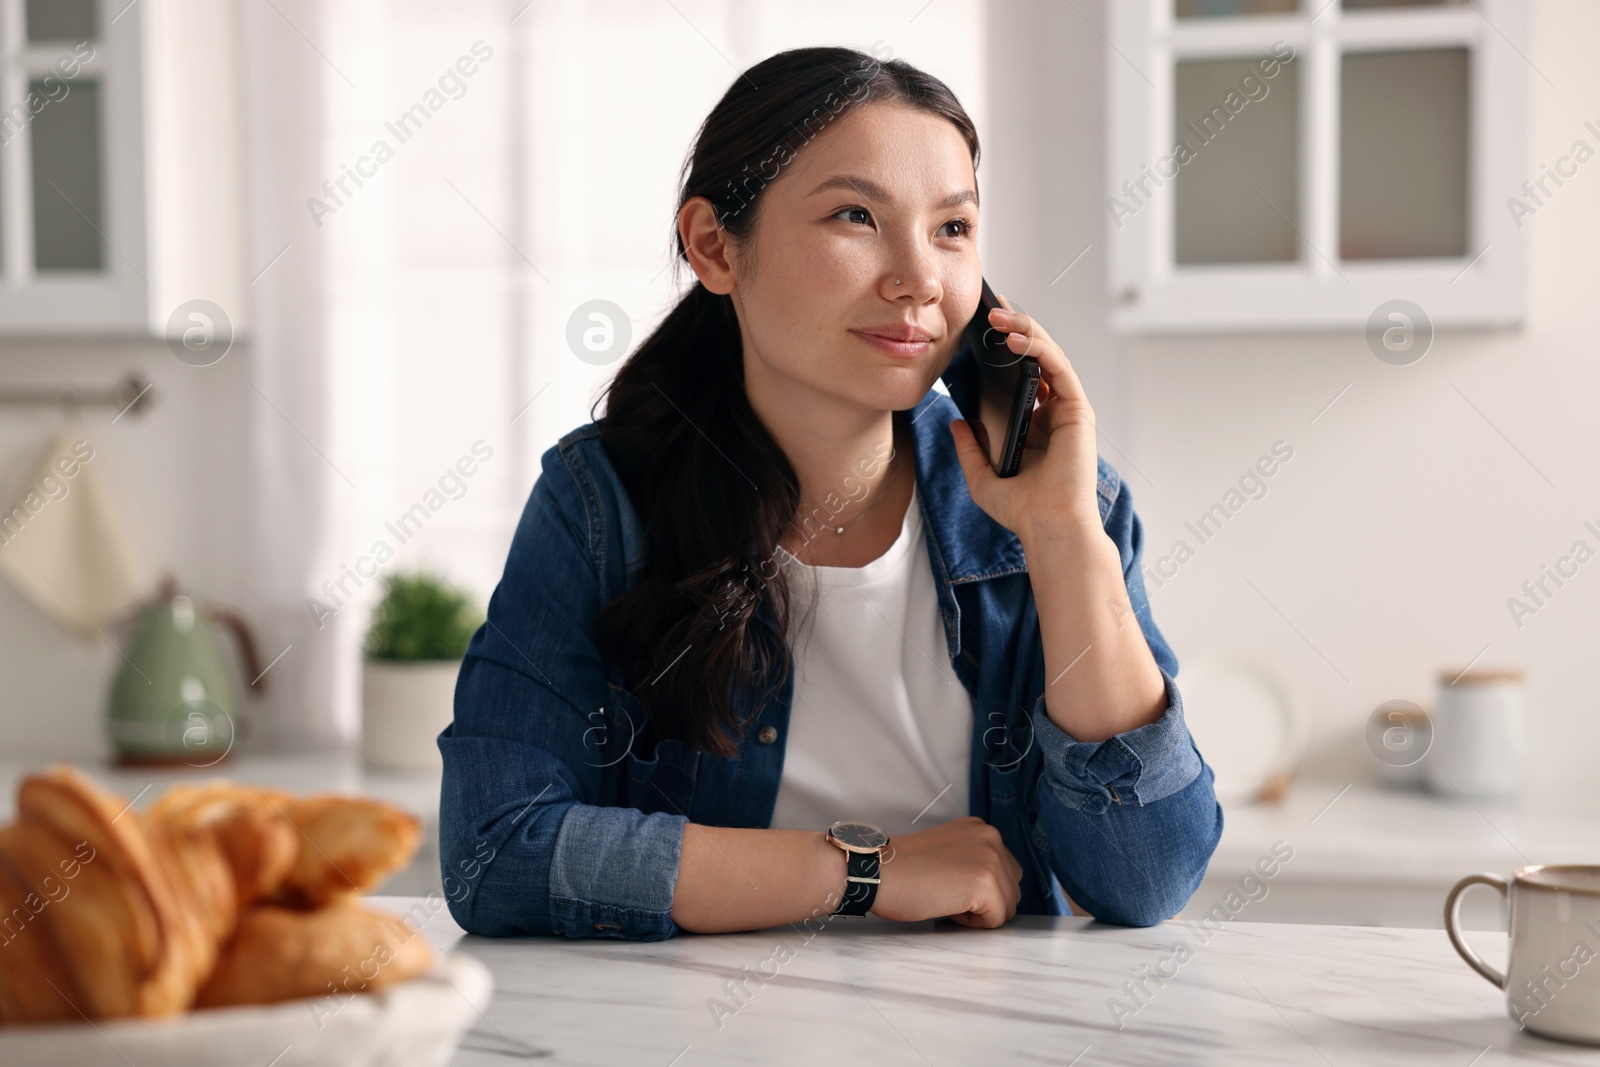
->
xmin=757 ymin=725 xmax=778 ymax=744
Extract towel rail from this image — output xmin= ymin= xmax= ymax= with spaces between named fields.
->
xmin=0 ymin=373 xmax=153 ymax=419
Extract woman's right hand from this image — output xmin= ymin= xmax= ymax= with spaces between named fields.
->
xmin=868 ymin=816 xmax=1024 ymax=928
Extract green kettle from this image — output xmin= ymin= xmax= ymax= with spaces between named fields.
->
xmin=106 ymin=574 xmax=267 ymax=766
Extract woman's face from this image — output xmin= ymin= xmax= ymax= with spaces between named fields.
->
xmin=729 ymin=101 xmax=981 ymax=417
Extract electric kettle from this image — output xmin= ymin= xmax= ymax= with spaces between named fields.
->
xmin=105 ymin=574 xmax=266 ymax=766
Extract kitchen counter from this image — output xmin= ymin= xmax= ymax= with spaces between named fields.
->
xmin=0 ymin=754 xmax=1592 ymax=928
xmin=1190 ymin=781 xmax=1600 ymax=929
xmin=369 ymin=894 xmax=1600 ymax=1066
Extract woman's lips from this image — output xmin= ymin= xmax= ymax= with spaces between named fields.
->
xmin=851 ymin=330 xmax=932 ymax=358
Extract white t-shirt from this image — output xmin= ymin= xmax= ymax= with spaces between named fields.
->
xmin=768 ymin=482 xmax=974 ymax=837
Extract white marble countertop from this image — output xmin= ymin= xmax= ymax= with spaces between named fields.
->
xmin=1190 ymin=780 xmax=1600 ymax=928
xmin=4 ymin=757 xmax=1589 ymax=882
xmin=4 ymin=756 xmax=1589 ymax=887
xmin=3 ymin=754 xmax=1594 ymax=926
xmin=369 ymin=894 xmax=1600 ymax=1067
xmin=1212 ymin=780 xmax=1600 ymax=885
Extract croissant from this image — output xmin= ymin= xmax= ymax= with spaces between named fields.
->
xmin=0 ymin=765 xmax=217 ymax=1022
xmin=0 ymin=765 xmax=432 ymax=1026
xmin=145 ymin=781 xmax=299 ymax=908
xmin=145 ymin=782 xmax=423 ymax=908
xmin=196 ymin=899 xmax=435 ymax=1010
xmin=274 ymin=793 xmax=424 ymax=907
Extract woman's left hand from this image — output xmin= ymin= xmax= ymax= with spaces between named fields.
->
xmin=948 ymin=294 xmax=1102 ymax=542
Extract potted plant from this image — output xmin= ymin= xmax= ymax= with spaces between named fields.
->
xmin=361 ymin=571 xmax=483 ymax=770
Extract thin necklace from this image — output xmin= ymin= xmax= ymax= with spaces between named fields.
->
xmin=781 ymin=445 xmax=904 ymax=553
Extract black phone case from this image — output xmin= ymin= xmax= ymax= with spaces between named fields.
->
xmin=956 ymin=279 xmax=1040 ymax=478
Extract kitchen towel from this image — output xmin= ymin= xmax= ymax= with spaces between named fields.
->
xmin=0 ymin=423 xmax=154 ymax=639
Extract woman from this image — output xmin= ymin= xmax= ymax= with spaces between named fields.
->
xmin=439 ymin=46 xmax=1221 ymax=940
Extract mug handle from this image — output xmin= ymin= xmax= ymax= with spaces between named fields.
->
xmin=1444 ymin=873 xmax=1508 ymax=989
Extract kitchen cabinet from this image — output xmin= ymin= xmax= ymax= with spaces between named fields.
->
xmin=0 ymin=0 xmax=247 ymax=336
xmin=1106 ymin=0 xmax=1529 ymax=332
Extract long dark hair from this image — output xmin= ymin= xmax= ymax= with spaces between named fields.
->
xmin=591 ymin=46 xmax=980 ymax=759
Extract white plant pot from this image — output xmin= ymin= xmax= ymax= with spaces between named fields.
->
xmin=362 ymin=659 xmax=461 ymax=770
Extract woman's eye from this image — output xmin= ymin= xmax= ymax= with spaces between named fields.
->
xmin=941 ymin=217 xmax=973 ymax=239
xmin=831 ymin=207 xmax=971 ymax=237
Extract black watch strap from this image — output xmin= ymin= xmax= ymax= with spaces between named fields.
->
xmin=834 ymin=848 xmax=881 ymax=916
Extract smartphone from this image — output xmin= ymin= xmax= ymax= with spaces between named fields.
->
xmin=953 ymin=278 xmax=1041 ymax=478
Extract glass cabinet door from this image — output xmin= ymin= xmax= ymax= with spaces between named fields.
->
xmin=25 ymin=0 xmax=105 ymax=272
xmin=1106 ymin=0 xmax=1526 ymax=330
xmin=1173 ymin=54 xmax=1301 ymax=264
xmin=1169 ymin=4 xmax=1471 ymax=267
xmin=0 ymin=0 xmax=147 ymax=332
xmin=1339 ymin=47 xmax=1469 ymax=260
xmin=4 ymin=0 xmax=105 ymax=277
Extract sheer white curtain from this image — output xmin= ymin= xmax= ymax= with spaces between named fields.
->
xmin=238 ymin=0 xmax=984 ymax=750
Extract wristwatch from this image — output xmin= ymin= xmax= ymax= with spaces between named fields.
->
xmin=825 ymin=819 xmax=890 ymax=916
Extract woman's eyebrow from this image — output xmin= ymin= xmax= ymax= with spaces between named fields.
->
xmin=804 ymin=174 xmax=977 ymax=210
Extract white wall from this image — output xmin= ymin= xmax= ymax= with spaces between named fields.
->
xmin=982 ymin=0 xmax=1598 ymax=802
xmin=0 ymin=338 xmax=255 ymax=758
xmin=3 ymin=0 xmax=1594 ymax=807
xmin=0 ymin=0 xmax=989 ymax=760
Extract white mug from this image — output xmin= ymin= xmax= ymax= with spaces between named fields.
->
xmin=1445 ymin=865 xmax=1600 ymax=1044
xmin=1426 ymin=669 xmax=1526 ymax=799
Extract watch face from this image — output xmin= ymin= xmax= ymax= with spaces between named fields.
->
xmin=830 ymin=820 xmax=888 ymax=850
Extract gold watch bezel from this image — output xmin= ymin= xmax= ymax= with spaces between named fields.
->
xmin=825 ymin=819 xmax=890 ymax=857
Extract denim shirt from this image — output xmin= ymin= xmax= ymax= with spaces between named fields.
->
xmin=438 ymin=361 xmax=1223 ymax=941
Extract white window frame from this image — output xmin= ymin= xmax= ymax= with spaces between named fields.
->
xmin=0 ymin=0 xmax=146 ymax=333
xmin=1106 ymin=0 xmax=1528 ymax=334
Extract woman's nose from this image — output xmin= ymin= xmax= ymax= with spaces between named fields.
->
xmin=882 ymin=255 xmax=941 ymax=302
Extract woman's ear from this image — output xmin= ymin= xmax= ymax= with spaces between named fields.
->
xmin=679 ymin=196 xmax=737 ymax=295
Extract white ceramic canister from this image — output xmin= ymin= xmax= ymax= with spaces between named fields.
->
xmin=1425 ymin=668 xmax=1527 ymax=800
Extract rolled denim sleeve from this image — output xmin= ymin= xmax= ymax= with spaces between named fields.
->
xmin=439 ymin=662 xmax=688 ymax=941
xmin=438 ymin=442 xmax=688 ymax=941
xmin=1023 ymin=462 xmax=1223 ymax=927
xmin=1028 ymin=666 xmax=1201 ymax=814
